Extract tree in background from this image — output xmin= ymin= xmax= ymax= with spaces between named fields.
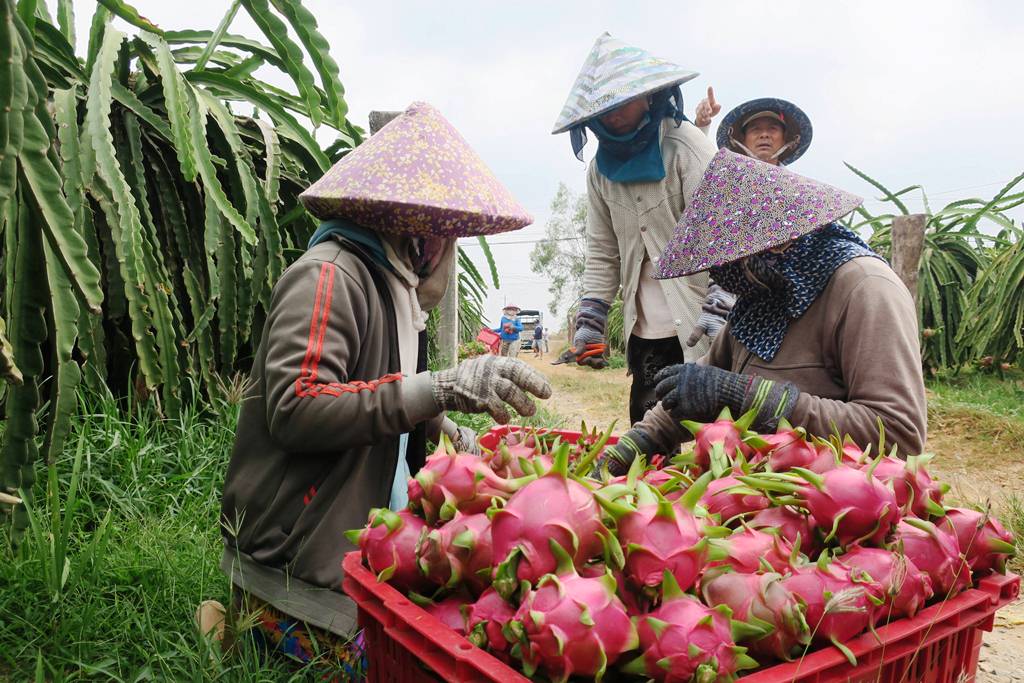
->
xmin=529 ymin=183 xmax=587 ymax=317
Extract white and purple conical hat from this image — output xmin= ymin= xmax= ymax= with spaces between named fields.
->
xmin=551 ymin=33 xmax=698 ymax=135
xmin=300 ymin=102 xmax=533 ymax=237
xmin=656 ymin=149 xmax=863 ymax=279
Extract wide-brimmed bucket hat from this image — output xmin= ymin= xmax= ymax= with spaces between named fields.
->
xmin=716 ymin=98 xmax=812 ymax=165
xmin=300 ymin=102 xmax=533 ymax=237
xmin=656 ymin=149 xmax=862 ymax=279
xmin=551 ymin=32 xmax=698 ymax=135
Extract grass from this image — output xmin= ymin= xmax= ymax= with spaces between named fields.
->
xmin=926 ymin=368 xmax=1024 ymax=422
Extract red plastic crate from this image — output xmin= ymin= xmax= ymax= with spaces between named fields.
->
xmin=475 ymin=328 xmax=501 ymax=355
xmin=344 ymin=427 xmax=1021 ymax=682
xmin=478 ymin=425 xmax=619 ymax=452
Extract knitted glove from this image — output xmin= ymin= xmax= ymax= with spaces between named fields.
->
xmin=451 ymin=424 xmax=481 ymax=455
xmin=686 ymin=284 xmax=736 ymax=347
xmin=433 ymin=356 xmax=553 ymax=424
xmin=592 ymin=428 xmax=657 ymax=477
xmin=570 ymin=298 xmax=611 ymax=369
xmin=653 ymin=363 xmax=800 ymax=432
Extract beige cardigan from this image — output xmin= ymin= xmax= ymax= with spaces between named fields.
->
xmin=583 ymin=119 xmax=717 ymax=360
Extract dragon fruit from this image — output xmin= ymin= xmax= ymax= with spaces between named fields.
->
xmin=747 ymin=506 xmax=818 ymax=552
xmin=486 ymin=430 xmax=553 ymax=478
xmin=466 ymin=587 xmax=517 ymax=657
xmin=407 ymin=442 xmax=531 ymax=523
xmin=345 ymin=508 xmax=432 ymax=593
xmin=411 ymin=592 xmax=472 ymax=634
xmin=505 ymin=541 xmax=638 ymax=682
xmin=706 ymin=527 xmax=798 ymax=577
xmin=596 ymin=478 xmax=710 ymax=597
xmin=681 ymin=407 xmax=757 ymax=471
xmin=891 ymin=518 xmax=972 ymax=598
xmin=860 ymin=454 xmax=945 ymax=518
xmin=416 ymin=511 xmax=493 ymax=594
xmin=760 ymin=421 xmax=820 ymax=472
xmin=623 ymin=571 xmax=760 ymax=682
xmin=781 ymin=558 xmax=878 ymax=665
xmin=700 ymin=473 xmax=772 ymax=524
xmin=837 ymin=546 xmax=933 ymax=621
xmin=492 ymin=445 xmax=609 ymax=598
xmin=940 ymin=507 xmax=1016 ymax=573
xmin=701 ymin=571 xmax=812 ymax=661
xmin=742 ymin=463 xmax=899 ymax=546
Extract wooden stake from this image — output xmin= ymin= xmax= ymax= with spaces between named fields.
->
xmin=891 ymin=214 xmax=926 ymax=304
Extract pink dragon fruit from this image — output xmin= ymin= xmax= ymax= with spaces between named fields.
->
xmin=411 ymin=592 xmax=472 ymax=635
xmin=700 ymin=473 xmax=771 ymax=524
xmin=781 ymin=558 xmax=879 ymax=665
xmin=596 ymin=478 xmax=710 ymax=598
xmin=747 ymin=506 xmax=818 ymax=552
xmin=344 ymin=508 xmax=432 ymax=593
xmin=940 ymin=507 xmax=1016 ymax=573
xmin=407 ymin=444 xmax=530 ymax=523
xmin=486 ymin=430 xmax=553 ymax=478
xmin=837 ymin=546 xmax=933 ymax=621
xmin=681 ymin=407 xmax=757 ymax=471
xmin=504 ymin=541 xmax=638 ymax=682
xmin=891 ymin=518 xmax=972 ymax=598
xmin=741 ymin=463 xmax=899 ymax=546
xmin=416 ymin=511 xmax=493 ymax=594
xmin=701 ymin=571 xmax=812 ymax=661
xmin=860 ymin=454 xmax=945 ymax=518
xmin=492 ymin=445 xmax=609 ymax=598
xmin=466 ymin=587 xmax=517 ymax=658
xmin=760 ymin=421 xmax=820 ymax=472
xmin=623 ymin=571 xmax=760 ymax=682
xmin=705 ymin=527 xmax=798 ymax=578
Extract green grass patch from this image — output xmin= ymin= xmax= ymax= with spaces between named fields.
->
xmin=927 ymin=369 xmax=1024 ymax=423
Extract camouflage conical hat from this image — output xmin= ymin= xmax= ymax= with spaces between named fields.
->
xmin=300 ymin=102 xmax=533 ymax=237
xmin=656 ymin=149 xmax=863 ymax=279
xmin=551 ymin=32 xmax=698 ymax=135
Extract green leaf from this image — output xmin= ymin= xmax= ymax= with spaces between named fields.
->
xmin=163 ymin=29 xmax=284 ymax=70
xmin=240 ymin=0 xmax=322 ymax=126
xmin=85 ymin=5 xmax=110 ymax=73
xmin=95 ymin=0 xmax=162 ymax=35
xmin=844 ymin=162 xmax=910 ymax=215
xmin=192 ymin=0 xmax=241 ymax=72
xmin=140 ymin=32 xmax=197 ymax=180
xmin=56 ymin=0 xmax=74 ymax=46
xmin=40 ymin=235 xmax=82 ymax=463
xmin=0 ymin=314 xmax=22 ymax=384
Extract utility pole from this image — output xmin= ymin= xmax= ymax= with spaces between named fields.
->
xmin=369 ymin=110 xmax=459 ymax=369
xmin=891 ymin=214 xmax=926 ymax=305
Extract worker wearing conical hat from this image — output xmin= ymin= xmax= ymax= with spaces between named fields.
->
xmin=552 ymin=33 xmax=718 ymax=424
xmin=211 ymin=103 xmax=551 ymax=666
xmin=599 ymin=150 xmax=926 ymax=475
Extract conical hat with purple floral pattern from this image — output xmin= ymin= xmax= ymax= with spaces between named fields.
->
xmin=655 ymin=149 xmax=862 ymax=279
xmin=300 ymin=102 xmax=533 ymax=237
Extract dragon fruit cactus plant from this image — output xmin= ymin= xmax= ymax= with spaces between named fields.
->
xmin=407 ymin=439 xmax=531 ymax=524
xmin=701 ymin=570 xmax=812 ymax=661
xmin=624 ymin=571 xmax=761 ymax=682
xmin=345 ymin=508 xmax=432 ymax=593
xmin=595 ymin=477 xmax=711 ymax=598
xmin=860 ymin=454 xmax=946 ymax=518
xmin=940 ymin=507 xmax=1016 ymax=573
xmin=837 ymin=546 xmax=933 ymax=621
xmin=466 ymin=587 xmax=517 ymax=659
xmin=492 ymin=444 xmax=611 ymax=598
xmin=504 ymin=540 xmax=638 ymax=682
xmin=741 ymin=461 xmax=900 ymax=546
xmin=781 ymin=557 xmax=880 ymax=665
xmin=893 ymin=518 xmax=973 ymax=596
xmin=416 ymin=511 xmax=493 ymax=594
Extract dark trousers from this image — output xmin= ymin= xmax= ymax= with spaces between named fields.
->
xmin=627 ymin=334 xmax=687 ymax=424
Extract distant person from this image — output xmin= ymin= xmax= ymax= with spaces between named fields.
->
xmin=598 ymin=150 xmax=926 ymax=475
xmin=551 ymin=32 xmax=716 ymax=424
xmin=686 ymin=92 xmax=814 ymax=348
xmin=533 ymin=323 xmax=545 ymax=357
xmin=494 ymin=304 xmax=523 ymax=357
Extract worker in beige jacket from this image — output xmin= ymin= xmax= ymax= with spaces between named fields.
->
xmin=551 ymin=33 xmax=717 ymax=423
xmin=598 ymin=150 xmax=927 ymax=474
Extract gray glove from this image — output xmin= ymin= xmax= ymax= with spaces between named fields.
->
xmin=686 ymin=284 xmax=736 ymax=347
xmin=654 ymin=363 xmax=799 ymax=432
xmin=451 ymin=424 xmax=481 ymax=455
xmin=593 ymin=428 xmax=657 ymax=477
xmin=432 ymin=356 xmax=553 ymax=424
xmin=554 ymin=298 xmax=610 ymax=368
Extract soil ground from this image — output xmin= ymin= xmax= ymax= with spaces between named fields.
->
xmin=520 ymin=349 xmax=1024 ymax=682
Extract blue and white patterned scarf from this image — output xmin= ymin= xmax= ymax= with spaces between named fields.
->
xmin=710 ymin=223 xmax=882 ymax=361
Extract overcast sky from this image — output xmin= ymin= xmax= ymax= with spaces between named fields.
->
xmin=74 ymin=1 xmax=1024 ymax=329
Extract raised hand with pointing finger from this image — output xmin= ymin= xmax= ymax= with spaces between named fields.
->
xmin=694 ymin=86 xmax=722 ymax=128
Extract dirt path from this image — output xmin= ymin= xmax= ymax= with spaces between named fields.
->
xmin=522 ymin=352 xmax=1024 ymax=681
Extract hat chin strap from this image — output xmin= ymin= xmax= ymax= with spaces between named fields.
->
xmin=731 ymin=134 xmax=801 ymax=162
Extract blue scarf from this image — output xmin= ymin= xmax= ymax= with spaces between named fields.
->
xmin=307 ymin=218 xmax=395 ymax=274
xmin=570 ymin=87 xmax=686 ymax=183
xmin=710 ymin=223 xmax=882 ymax=362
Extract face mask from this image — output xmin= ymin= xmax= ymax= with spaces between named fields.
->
xmin=741 ymin=252 xmax=788 ymax=292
